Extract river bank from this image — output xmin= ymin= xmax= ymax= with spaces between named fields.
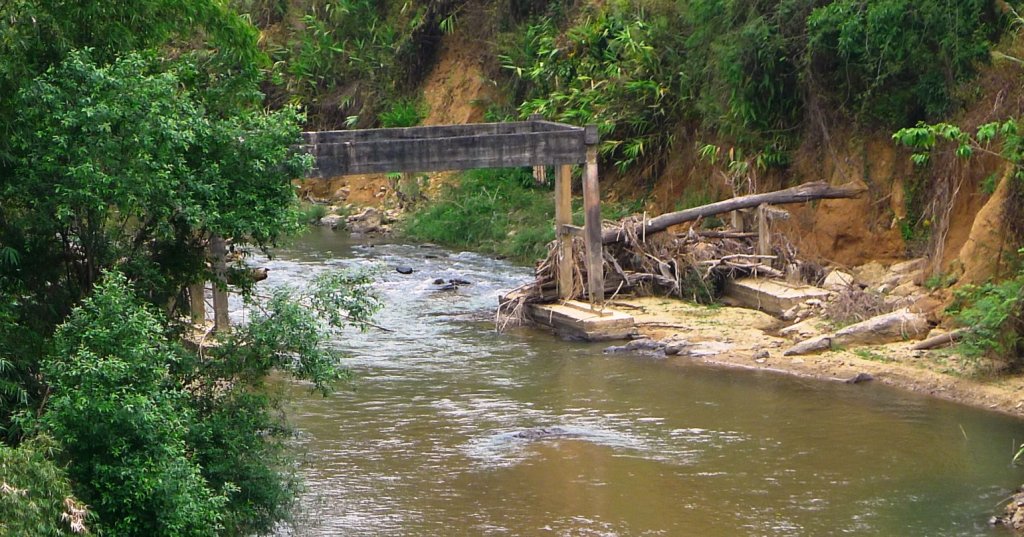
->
xmin=603 ymin=296 xmax=1024 ymax=419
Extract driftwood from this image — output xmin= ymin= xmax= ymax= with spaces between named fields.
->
xmin=911 ymin=329 xmax=966 ymax=351
xmin=783 ymin=309 xmax=931 ymax=356
xmin=602 ymin=181 xmax=865 ymax=244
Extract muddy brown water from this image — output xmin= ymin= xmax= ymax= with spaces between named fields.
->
xmin=264 ymin=229 xmax=1024 ymax=536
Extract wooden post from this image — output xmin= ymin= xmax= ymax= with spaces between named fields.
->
xmin=582 ymin=125 xmax=604 ymax=307
xmin=555 ymin=164 xmax=573 ymax=299
xmin=731 ymin=210 xmax=744 ymax=232
xmin=188 ymin=283 xmax=206 ymax=325
xmin=210 ymin=235 xmax=230 ymax=333
xmin=757 ymin=203 xmax=770 ymax=257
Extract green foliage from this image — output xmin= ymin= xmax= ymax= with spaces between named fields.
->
xmin=403 ymin=168 xmax=556 ymax=262
xmin=42 ymin=273 xmax=225 ymax=536
xmin=806 ymin=0 xmax=995 ymax=125
xmin=496 ymin=0 xmax=999 ymax=177
xmin=212 ymin=269 xmax=382 ymax=394
xmin=1 ymin=437 xmax=90 ymax=536
xmin=949 ymin=274 xmax=1023 ymax=364
xmin=378 ymin=98 xmax=427 ymax=128
xmin=5 ymin=50 xmax=308 ymax=314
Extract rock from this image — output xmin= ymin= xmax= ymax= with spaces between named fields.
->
xmin=318 ymin=214 xmax=346 ymax=229
xmin=663 ymin=339 xmax=692 ymax=356
xmin=604 ymin=338 xmax=665 ymax=354
xmin=781 ymin=305 xmax=800 ymax=321
xmin=805 ymin=298 xmax=824 ymax=307
xmin=449 ymin=278 xmax=472 ymax=286
xmin=993 ymin=487 xmax=1024 ymax=532
xmin=753 ymin=350 xmax=770 ymax=360
xmin=890 ymin=258 xmax=928 ymax=275
xmin=909 ymin=295 xmax=945 ymax=323
xmin=347 ymin=207 xmax=383 ymax=234
xmin=779 ymin=318 xmax=825 ymax=340
xmin=852 ymin=261 xmax=888 ymax=288
xmin=783 ymin=308 xmax=930 ymax=356
xmin=509 ymin=427 xmax=582 ymax=441
xmin=890 ymin=281 xmax=920 ymax=298
xmin=395 ymin=266 xmax=414 ymax=275
xmin=432 ymin=278 xmax=446 ymax=285
xmin=823 ymin=270 xmax=855 ymax=290
xmin=668 ymin=340 xmax=734 ymax=358
xmin=783 ymin=335 xmax=833 ymax=356
xmin=844 ymin=372 xmax=874 ymax=384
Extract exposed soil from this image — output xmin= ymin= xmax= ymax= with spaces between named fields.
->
xmin=611 ymin=296 xmax=1024 ymax=419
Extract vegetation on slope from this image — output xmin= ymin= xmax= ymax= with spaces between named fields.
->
xmin=0 ymin=1 xmax=381 ymax=535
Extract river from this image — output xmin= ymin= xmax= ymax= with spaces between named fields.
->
xmin=264 ymin=228 xmax=1024 ymax=536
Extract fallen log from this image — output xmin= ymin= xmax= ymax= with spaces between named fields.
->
xmin=783 ymin=308 xmax=930 ymax=356
xmin=602 ymin=181 xmax=865 ymax=244
xmin=911 ymin=329 xmax=966 ymax=351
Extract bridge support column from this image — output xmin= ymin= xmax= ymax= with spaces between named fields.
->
xmin=582 ymin=126 xmax=604 ymax=307
xmin=555 ymin=164 xmax=573 ymax=299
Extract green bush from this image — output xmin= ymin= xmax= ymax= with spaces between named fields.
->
xmin=949 ymin=270 xmax=1024 ymax=365
xmin=43 ymin=273 xmax=225 ymax=536
xmin=379 ymin=98 xmax=427 ymax=128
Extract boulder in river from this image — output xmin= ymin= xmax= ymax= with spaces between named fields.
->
xmin=347 ymin=207 xmax=383 ymax=234
xmin=396 ymin=266 xmax=414 ymax=275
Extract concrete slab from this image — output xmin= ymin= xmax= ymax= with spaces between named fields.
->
xmin=723 ymin=278 xmax=830 ymax=317
xmin=525 ymin=301 xmax=636 ymax=341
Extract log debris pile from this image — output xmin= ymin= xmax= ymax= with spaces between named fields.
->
xmin=501 ymin=182 xmax=865 ymax=313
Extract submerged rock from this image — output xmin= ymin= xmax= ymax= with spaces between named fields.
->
xmin=395 ymin=266 xmax=414 ymax=275
xmin=509 ymin=427 xmax=583 ymax=441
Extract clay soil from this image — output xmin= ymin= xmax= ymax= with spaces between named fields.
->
xmin=612 ymin=296 xmax=1024 ymax=419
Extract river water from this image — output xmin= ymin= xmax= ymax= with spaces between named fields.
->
xmin=266 ymin=228 xmax=1024 ymax=536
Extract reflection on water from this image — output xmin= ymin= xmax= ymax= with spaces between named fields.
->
xmin=269 ymin=228 xmax=1024 ymax=536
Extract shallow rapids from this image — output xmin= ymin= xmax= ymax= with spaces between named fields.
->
xmin=266 ymin=228 xmax=1024 ymax=536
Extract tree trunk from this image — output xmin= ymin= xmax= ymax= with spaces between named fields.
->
xmin=602 ymin=181 xmax=865 ymax=244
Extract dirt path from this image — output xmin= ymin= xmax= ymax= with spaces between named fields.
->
xmin=612 ymin=296 xmax=1024 ymax=418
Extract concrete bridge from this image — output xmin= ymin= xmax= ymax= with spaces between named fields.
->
xmin=300 ymin=118 xmax=607 ymax=305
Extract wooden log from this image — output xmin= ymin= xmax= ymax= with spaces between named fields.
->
xmin=602 ymin=181 xmax=865 ymax=244
xmin=555 ymin=164 xmax=574 ymax=299
xmin=911 ymin=329 xmax=966 ymax=351
xmin=210 ymin=235 xmax=230 ymax=333
xmin=582 ymin=131 xmax=604 ymax=306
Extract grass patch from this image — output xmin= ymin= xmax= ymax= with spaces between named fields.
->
xmin=853 ymin=348 xmax=893 ymax=363
xmin=296 ymin=201 xmax=329 ymax=224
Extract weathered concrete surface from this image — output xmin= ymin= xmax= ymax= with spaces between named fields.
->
xmin=723 ymin=278 xmax=830 ymax=317
xmin=525 ymin=301 xmax=635 ymax=341
xmin=783 ymin=308 xmax=930 ymax=356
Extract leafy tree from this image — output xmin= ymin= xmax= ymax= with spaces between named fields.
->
xmin=42 ymin=272 xmax=225 ymax=536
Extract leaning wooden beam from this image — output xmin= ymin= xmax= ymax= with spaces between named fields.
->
xmin=601 ymin=181 xmax=865 ymax=244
